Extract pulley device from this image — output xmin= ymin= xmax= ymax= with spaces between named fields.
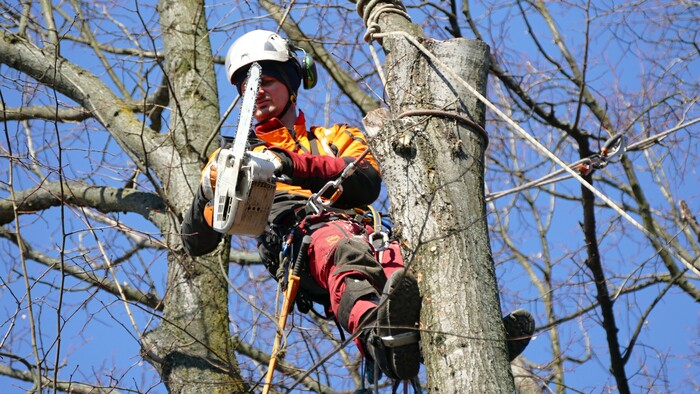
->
xmin=212 ymin=62 xmax=276 ymax=236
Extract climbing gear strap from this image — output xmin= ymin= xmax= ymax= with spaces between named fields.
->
xmin=365 ymin=204 xmax=390 ymax=252
xmin=371 ymin=331 xmax=420 ymax=349
xmin=262 ymin=234 xmax=310 ymax=394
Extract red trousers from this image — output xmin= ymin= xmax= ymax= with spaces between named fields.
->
xmin=304 ymin=218 xmax=404 ymax=349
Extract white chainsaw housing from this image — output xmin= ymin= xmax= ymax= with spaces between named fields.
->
xmin=212 ymin=149 xmax=276 ymax=236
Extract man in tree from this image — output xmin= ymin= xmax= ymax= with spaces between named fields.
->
xmin=181 ymin=30 xmax=534 ymax=384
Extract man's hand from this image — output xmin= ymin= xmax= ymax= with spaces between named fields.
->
xmin=248 ymin=149 xmax=292 ymax=177
xmin=201 ymin=148 xmax=289 ymax=203
xmin=200 ymin=148 xmax=220 ymax=200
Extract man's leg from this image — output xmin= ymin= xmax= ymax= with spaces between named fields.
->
xmin=358 ymin=268 xmax=422 ymax=380
xmin=304 ymin=220 xmax=386 ymax=332
xmin=305 ymin=221 xmax=422 ymax=380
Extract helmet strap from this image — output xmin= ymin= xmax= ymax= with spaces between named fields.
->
xmin=277 ymin=96 xmax=294 ymax=120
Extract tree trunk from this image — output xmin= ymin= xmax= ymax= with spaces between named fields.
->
xmin=364 ymin=36 xmax=515 ymax=392
xmin=140 ymin=1 xmax=247 ymax=392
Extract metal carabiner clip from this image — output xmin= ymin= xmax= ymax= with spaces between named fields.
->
xmin=601 ymin=133 xmax=626 ymax=162
xmin=369 ymin=231 xmax=390 ymax=252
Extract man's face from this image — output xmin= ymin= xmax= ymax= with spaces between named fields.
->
xmin=242 ymin=75 xmax=289 ymax=122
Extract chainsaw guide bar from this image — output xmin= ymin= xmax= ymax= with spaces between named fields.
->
xmin=212 ymin=63 xmax=276 ymax=236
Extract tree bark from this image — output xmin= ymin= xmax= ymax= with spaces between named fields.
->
xmin=364 ymin=36 xmax=515 ymax=392
xmin=139 ymin=1 xmax=246 ymax=393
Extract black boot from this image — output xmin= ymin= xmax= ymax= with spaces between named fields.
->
xmin=503 ymin=308 xmax=535 ymax=361
xmin=359 ymin=269 xmax=422 ymax=380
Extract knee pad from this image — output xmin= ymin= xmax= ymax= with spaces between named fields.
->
xmin=337 ymin=277 xmax=379 ymax=332
xmin=333 ymin=237 xmax=386 ymax=289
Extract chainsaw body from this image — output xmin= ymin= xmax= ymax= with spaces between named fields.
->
xmin=210 ymin=62 xmax=277 ymax=236
xmin=212 ymin=149 xmax=276 ymax=236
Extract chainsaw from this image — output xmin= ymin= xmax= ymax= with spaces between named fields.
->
xmin=212 ymin=62 xmax=277 ymax=236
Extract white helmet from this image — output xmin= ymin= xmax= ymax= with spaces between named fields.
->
xmin=225 ymin=30 xmax=294 ymax=84
xmin=225 ymin=30 xmax=317 ymax=91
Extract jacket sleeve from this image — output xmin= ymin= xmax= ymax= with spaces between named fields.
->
xmin=268 ymin=125 xmax=382 ymax=207
xmin=181 ymin=187 xmax=223 ymax=256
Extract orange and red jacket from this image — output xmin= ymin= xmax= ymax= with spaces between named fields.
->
xmin=181 ymin=111 xmax=382 ymax=256
xmin=252 ymin=110 xmax=381 ymax=205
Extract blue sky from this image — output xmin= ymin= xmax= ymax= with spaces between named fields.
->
xmin=1 ymin=1 xmax=699 ymax=393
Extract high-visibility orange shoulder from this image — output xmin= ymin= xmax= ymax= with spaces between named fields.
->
xmin=253 ymin=111 xmax=379 ymax=197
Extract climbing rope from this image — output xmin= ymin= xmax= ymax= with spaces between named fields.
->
xmin=362 ymin=29 xmax=700 ymax=277
xmin=355 ymin=0 xmax=410 ymax=43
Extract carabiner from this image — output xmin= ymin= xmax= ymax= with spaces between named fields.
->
xmin=369 ymin=231 xmax=390 ymax=252
xmin=601 ymin=133 xmax=626 ymax=162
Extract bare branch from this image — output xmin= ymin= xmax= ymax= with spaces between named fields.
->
xmin=0 ymin=359 xmax=124 ymax=394
xmin=0 ymin=181 xmax=167 ymax=229
xmin=0 ymin=226 xmax=164 ymax=310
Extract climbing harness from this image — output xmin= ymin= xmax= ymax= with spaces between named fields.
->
xmin=263 ymin=146 xmax=399 ymax=392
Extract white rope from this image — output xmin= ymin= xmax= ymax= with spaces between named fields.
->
xmin=356 ymin=0 xmax=410 ymax=43
xmin=372 ymin=30 xmax=700 ymax=277
xmin=485 ymin=118 xmax=699 ymax=202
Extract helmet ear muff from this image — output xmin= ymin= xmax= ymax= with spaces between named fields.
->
xmin=301 ymin=52 xmax=317 ymax=90
xmin=289 ymin=45 xmax=317 ymax=90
